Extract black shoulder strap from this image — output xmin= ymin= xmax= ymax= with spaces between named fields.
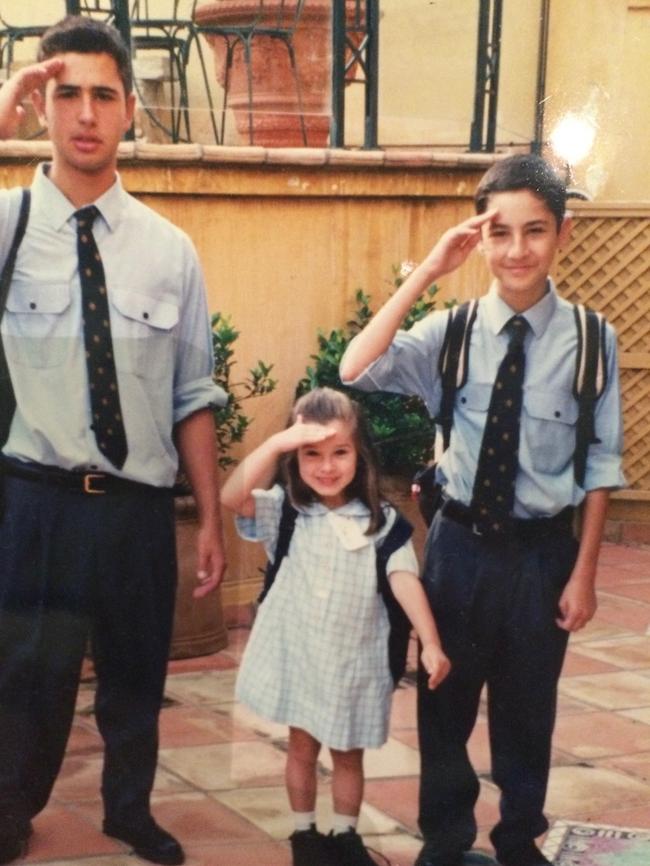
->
xmin=376 ymin=513 xmax=414 ymax=686
xmin=258 ymin=493 xmax=298 ymax=604
xmin=0 ymin=188 xmax=31 ymax=451
xmin=435 ymin=299 xmax=478 ymax=450
xmin=376 ymin=513 xmax=414 ymax=591
xmin=573 ymin=304 xmax=607 ymax=488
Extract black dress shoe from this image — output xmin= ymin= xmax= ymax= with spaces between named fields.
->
xmin=496 ymin=842 xmax=551 ymax=866
xmin=0 ymin=820 xmax=32 ymax=865
xmin=103 ymin=817 xmax=185 ymax=865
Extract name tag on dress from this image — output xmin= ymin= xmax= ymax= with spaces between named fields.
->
xmin=327 ymin=512 xmax=370 ymax=551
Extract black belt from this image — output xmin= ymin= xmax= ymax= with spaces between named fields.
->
xmin=440 ymin=497 xmax=574 ymax=541
xmin=0 ymin=459 xmax=176 ymax=497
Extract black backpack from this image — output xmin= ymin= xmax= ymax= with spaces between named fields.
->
xmin=412 ymin=298 xmax=608 ymax=525
xmin=258 ymin=494 xmax=415 ymax=687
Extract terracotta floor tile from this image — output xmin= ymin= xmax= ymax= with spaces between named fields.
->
xmin=594 ymin=594 xmax=650 ymax=633
xmin=183 ymin=840 xmax=292 ymax=866
xmin=559 ymin=670 xmax=650 ymax=710
xmin=164 ymin=669 xmax=238 ymax=706
xmin=561 ymin=648 xmax=620 ymax=676
xmin=158 ymin=703 xmax=258 ymax=747
xmin=553 ymin=710 xmax=650 ymax=758
xmin=318 ymin=737 xmax=420 ymax=779
xmin=599 ymin=750 xmax=650 ymax=783
xmin=142 ymin=791 xmax=268 ymax=843
xmin=168 ymin=652 xmax=238 ymax=675
xmin=545 ymin=765 xmax=650 ymax=817
xmin=26 ymin=806 xmax=120 ymax=862
xmin=52 ymin=755 xmax=190 ymax=803
xmin=159 ymin=740 xmax=287 ymax=790
xmin=566 ymin=634 xmax=650 ymax=670
xmin=389 ymin=683 xmax=418 ymax=730
xmin=363 ymin=777 xmax=420 ymax=832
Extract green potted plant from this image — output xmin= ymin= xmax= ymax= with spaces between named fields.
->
xmin=171 ymin=312 xmax=277 ymax=658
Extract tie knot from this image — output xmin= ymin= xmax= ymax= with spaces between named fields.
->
xmin=74 ymin=205 xmax=100 ymax=230
xmin=506 ymin=315 xmax=528 ymax=348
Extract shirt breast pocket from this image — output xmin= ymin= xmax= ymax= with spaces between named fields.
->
xmin=111 ymin=289 xmax=179 ymax=378
xmin=524 ymin=389 xmax=578 ymax=475
xmin=3 ymin=280 xmax=72 ymax=368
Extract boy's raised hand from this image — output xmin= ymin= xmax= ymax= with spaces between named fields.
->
xmin=0 ymin=58 xmax=63 ymax=140
xmin=422 ymin=209 xmax=497 ymax=278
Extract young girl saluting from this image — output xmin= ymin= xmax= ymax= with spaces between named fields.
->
xmin=220 ymin=387 xmax=450 ymax=866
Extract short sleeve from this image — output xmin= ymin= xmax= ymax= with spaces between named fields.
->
xmin=386 ymin=538 xmax=419 ymax=578
xmin=377 ymin=505 xmax=420 ymax=578
xmin=234 ymin=483 xmax=286 ymax=560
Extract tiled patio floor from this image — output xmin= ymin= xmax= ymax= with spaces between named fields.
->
xmin=21 ymin=542 xmax=650 ymax=865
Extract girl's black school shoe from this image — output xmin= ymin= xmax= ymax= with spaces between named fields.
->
xmin=327 ymin=828 xmax=389 ymax=865
xmin=289 ymin=826 xmax=337 ymax=866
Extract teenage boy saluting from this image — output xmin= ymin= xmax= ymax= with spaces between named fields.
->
xmin=340 ymin=154 xmax=625 ymax=866
xmin=0 ymin=16 xmax=226 ymax=866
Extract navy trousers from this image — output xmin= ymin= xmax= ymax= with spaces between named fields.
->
xmin=0 ymin=474 xmax=177 ymax=826
xmin=417 ymin=510 xmax=578 ymax=857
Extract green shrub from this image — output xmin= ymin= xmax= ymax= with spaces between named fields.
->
xmin=211 ymin=312 xmax=277 ymax=469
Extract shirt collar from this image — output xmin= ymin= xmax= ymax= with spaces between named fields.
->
xmin=483 ymin=279 xmax=558 ymax=339
xmin=31 ymin=163 xmax=125 ymax=233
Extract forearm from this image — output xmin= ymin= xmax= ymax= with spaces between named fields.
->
xmin=340 ymin=261 xmax=440 ymax=382
xmin=175 ymin=408 xmax=223 ymax=530
xmin=388 ymin=570 xmax=442 ymax=648
xmin=220 ymin=432 xmax=285 ymax=516
xmin=573 ymin=487 xmax=610 ymax=585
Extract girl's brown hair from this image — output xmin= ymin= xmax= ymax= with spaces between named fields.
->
xmin=281 ymin=387 xmax=386 ymax=534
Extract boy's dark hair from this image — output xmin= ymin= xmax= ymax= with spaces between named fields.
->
xmin=474 ymin=153 xmax=567 ymax=230
xmin=38 ymin=15 xmax=133 ymax=95
xmin=282 ymin=387 xmax=385 ymax=534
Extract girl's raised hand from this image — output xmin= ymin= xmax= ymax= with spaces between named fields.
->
xmin=276 ymin=414 xmax=337 ymax=451
xmin=421 ymin=643 xmax=451 ymax=690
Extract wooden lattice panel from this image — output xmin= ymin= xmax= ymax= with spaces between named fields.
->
xmin=556 ymin=205 xmax=650 ymax=498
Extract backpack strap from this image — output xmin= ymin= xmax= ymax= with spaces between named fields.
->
xmin=573 ymin=304 xmax=607 ymax=488
xmin=258 ymin=493 xmax=298 ymax=604
xmin=376 ymin=513 xmax=414 ymax=686
xmin=436 ymin=299 xmax=478 ymax=450
xmin=0 ymin=188 xmax=31 ymax=451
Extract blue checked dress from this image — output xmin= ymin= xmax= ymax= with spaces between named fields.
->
xmin=234 ymin=485 xmax=418 ymax=750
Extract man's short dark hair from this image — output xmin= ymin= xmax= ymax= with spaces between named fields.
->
xmin=38 ymin=15 xmax=133 ymax=95
xmin=475 ymin=153 xmax=567 ymax=230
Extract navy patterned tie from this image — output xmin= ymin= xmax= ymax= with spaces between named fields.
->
xmin=470 ymin=315 xmax=529 ymax=535
xmin=75 ymin=206 xmax=128 ymax=470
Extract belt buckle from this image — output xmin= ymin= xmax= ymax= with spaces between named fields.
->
xmin=83 ymin=473 xmax=106 ymax=495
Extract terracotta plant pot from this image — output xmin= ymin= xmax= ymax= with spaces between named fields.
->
xmin=194 ymin=0 xmax=361 ymax=147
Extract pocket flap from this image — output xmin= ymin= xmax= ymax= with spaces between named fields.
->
xmin=456 ymin=382 xmax=493 ymax=411
xmin=525 ymin=390 xmax=578 ymax=425
xmin=6 ymin=281 xmax=71 ymax=314
xmin=112 ymin=289 xmax=179 ymax=330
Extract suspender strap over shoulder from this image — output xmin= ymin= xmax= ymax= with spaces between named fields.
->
xmin=436 ymin=299 xmax=478 ymax=450
xmin=0 ymin=188 xmax=31 ymax=451
xmin=573 ymin=303 xmax=607 ymax=488
xmin=258 ymin=494 xmax=298 ymax=604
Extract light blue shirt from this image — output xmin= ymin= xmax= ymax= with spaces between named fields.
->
xmin=0 ymin=165 xmax=226 ymax=487
xmin=342 ymin=282 xmax=625 ymax=518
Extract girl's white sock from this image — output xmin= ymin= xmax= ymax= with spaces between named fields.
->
xmin=333 ymin=812 xmax=358 ymax=834
xmin=293 ymin=810 xmax=316 ymax=832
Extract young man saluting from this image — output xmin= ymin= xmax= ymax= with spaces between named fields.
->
xmin=341 ymin=154 xmax=625 ymax=866
xmin=0 ymin=16 xmax=226 ymax=866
